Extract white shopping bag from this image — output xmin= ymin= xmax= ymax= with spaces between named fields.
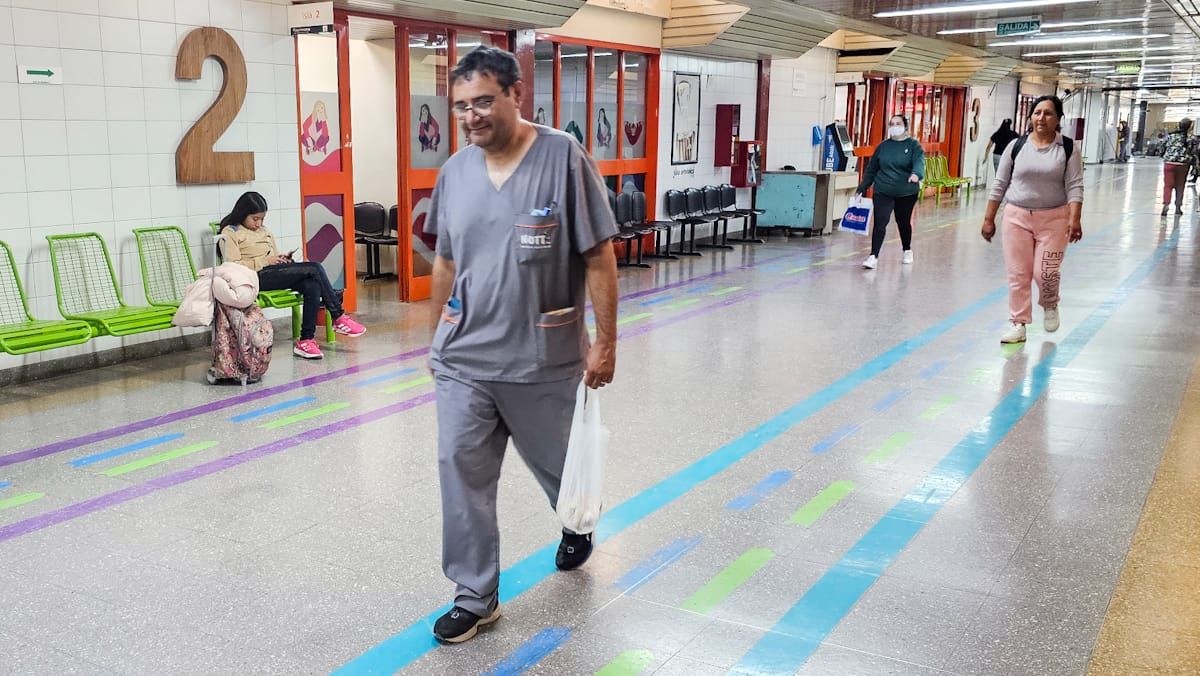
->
xmin=840 ymin=196 xmax=872 ymax=235
xmin=556 ymin=381 xmax=609 ymax=535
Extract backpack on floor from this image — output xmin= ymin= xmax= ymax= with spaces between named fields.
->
xmin=207 ymin=302 xmax=273 ymax=385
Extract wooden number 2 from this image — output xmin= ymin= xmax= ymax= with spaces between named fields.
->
xmin=175 ymin=27 xmax=255 ymax=184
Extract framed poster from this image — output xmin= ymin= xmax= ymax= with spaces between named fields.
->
xmin=671 ymin=72 xmax=701 ymax=165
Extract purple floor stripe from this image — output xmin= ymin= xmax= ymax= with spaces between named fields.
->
xmin=0 ymin=392 xmax=437 ymax=543
xmin=0 ymin=347 xmax=431 ymax=470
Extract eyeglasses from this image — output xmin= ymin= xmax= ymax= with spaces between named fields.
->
xmin=452 ymin=96 xmax=497 ymax=117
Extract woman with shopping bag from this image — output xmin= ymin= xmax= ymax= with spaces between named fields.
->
xmin=856 ymin=115 xmax=925 ymax=270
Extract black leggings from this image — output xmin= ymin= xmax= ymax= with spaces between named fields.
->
xmin=258 ymin=262 xmax=343 ymax=340
xmin=871 ymin=192 xmax=918 ymax=257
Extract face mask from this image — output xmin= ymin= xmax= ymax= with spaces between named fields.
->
xmin=889 ymin=125 xmax=906 ymax=138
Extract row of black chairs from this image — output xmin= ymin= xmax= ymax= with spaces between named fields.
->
xmin=354 ymin=202 xmax=399 ymax=281
xmin=609 ymin=185 xmax=764 ymax=268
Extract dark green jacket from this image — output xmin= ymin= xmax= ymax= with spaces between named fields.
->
xmin=857 ymin=137 xmax=926 ymax=198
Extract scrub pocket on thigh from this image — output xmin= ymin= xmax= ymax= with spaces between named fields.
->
xmin=536 ymin=306 xmax=583 ymax=368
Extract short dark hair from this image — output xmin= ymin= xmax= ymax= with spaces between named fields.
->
xmin=891 ymin=114 xmax=909 ymax=129
xmin=451 ymin=46 xmax=521 ymax=91
xmin=1031 ymin=95 xmax=1064 ymax=121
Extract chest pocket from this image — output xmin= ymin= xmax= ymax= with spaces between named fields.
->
xmin=514 ymin=213 xmax=561 ymax=264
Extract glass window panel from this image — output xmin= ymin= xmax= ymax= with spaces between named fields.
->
xmin=593 ymin=50 xmax=618 ymax=160
xmin=622 ymin=53 xmax=647 ymax=159
xmin=410 ymin=31 xmax=449 ymax=169
xmin=534 ymin=40 xmax=554 ymax=126
xmin=559 ymin=44 xmax=588 ymax=145
xmin=297 ymin=33 xmax=342 ymax=174
xmin=620 ymin=173 xmax=645 ymax=193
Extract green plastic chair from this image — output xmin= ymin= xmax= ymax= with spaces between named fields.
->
xmin=133 ymin=226 xmax=199 ymax=307
xmin=0 ymin=240 xmax=92 ymax=355
xmin=208 ymin=222 xmax=334 ymax=343
xmin=45 ymin=233 xmax=177 ymax=337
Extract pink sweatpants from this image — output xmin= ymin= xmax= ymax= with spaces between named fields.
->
xmin=1002 ymin=203 xmax=1069 ymax=325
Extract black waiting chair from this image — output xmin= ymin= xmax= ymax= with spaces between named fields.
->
xmin=387 ymin=205 xmax=399 ymax=236
xmin=665 ymin=189 xmax=711 ymax=257
xmin=699 ymin=186 xmax=734 ymax=250
xmin=630 ymin=191 xmax=676 ymax=261
xmin=353 ymin=201 xmax=397 ymax=281
xmin=721 ymin=184 xmax=765 ymax=244
xmin=612 ymin=192 xmax=651 ymax=269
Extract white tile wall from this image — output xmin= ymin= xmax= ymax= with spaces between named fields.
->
xmin=767 ymin=49 xmax=838 ymax=172
xmin=1 ymin=0 xmax=299 ymax=372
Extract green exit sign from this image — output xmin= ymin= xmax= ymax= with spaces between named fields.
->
xmin=1116 ymin=63 xmax=1141 ymax=75
xmin=996 ymin=18 xmax=1041 ymax=37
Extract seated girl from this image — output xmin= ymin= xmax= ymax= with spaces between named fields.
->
xmin=217 ymin=191 xmax=365 ymax=359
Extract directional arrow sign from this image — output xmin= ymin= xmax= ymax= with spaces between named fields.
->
xmin=17 ymin=64 xmax=63 ymax=84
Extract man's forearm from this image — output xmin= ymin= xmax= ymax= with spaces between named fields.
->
xmin=430 ymin=255 xmax=455 ymax=332
xmin=584 ymin=242 xmax=618 ymax=345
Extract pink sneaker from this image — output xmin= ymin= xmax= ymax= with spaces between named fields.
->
xmin=333 ymin=314 xmax=366 ymax=337
xmin=293 ymin=339 xmax=323 ymax=359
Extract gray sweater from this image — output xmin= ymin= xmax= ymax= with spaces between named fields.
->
xmin=989 ymin=133 xmax=1084 ymax=209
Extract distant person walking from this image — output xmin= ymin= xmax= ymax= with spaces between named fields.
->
xmin=982 ymin=95 xmax=1084 ymax=345
xmin=985 ymin=119 xmax=1019 ymax=173
xmin=1161 ymin=118 xmax=1195 ymax=215
xmin=1116 ymin=120 xmax=1130 ymax=163
xmin=856 ymin=114 xmax=925 ymax=270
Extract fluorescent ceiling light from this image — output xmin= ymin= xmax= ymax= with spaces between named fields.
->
xmin=1024 ymin=45 xmax=1177 ymax=57
xmin=938 ymin=17 xmax=1144 ymax=35
xmin=993 ymin=33 xmax=1167 ymax=47
xmin=1058 ymin=55 xmax=1181 ymax=64
xmin=876 ymin=0 xmax=1092 ymax=18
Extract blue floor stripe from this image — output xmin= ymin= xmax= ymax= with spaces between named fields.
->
xmin=811 ymin=425 xmax=860 ymax=455
xmin=352 ymin=369 xmax=418 ymax=388
xmin=732 ymin=226 xmax=1181 ymax=675
xmin=68 ymin=433 xmax=185 ymax=468
xmin=228 ymin=396 xmax=318 ymax=422
xmin=639 ymin=295 xmax=675 ymax=307
xmin=918 ymin=360 xmax=950 ymax=379
xmin=871 ymin=388 xmax=910 ymax=413
xmin=613 ymin=536 xmax=704 ymax=592
xmin=955 ymin=338 xmax=978 ymax=353
xmin=334 ymin=285 xmax=1005 ymax=675
xmin=727 ymin=471 xmax=794 ymax=511
xmin=0 ymin=481 xmax=9 ymax=489
xmin=686 ymin=283 xmax=715 ymax=294
xmin=481 ymin=627 xmax=570 ymax=676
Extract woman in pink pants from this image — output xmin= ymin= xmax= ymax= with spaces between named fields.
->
xmin=981 ymin=96 xmax=1084 ymax=345
xmin=1160 ymin=118 xmax=1194 ymax=216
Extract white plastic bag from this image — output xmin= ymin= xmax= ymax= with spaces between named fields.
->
xmin=556 ymin=381 xmax=609 ymax=535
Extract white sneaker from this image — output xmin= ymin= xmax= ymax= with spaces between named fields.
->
xmin=902 ymin=250 xmax=913 ymax=265
xmin=862 ymin=255 xmax=878 ymax=270
xmin=1000 ymin=321 xmax=1027 ymax=344
xmin=1044 ymin=308 xmax=1060 ymax=333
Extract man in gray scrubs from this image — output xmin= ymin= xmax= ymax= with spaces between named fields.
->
xmin=423 ymin=46 xmax=619 ymax=644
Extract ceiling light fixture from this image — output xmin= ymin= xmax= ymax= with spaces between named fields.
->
xmin=993 ymin=33 xmax=1167 ymax=47
xmin=1024 ymin=45 xmax=1177 ymax=57
xmin=937 ymin=17 xmax=1145 ymax=35
xmin=875 ymin=0 xmax=1093 ymax=18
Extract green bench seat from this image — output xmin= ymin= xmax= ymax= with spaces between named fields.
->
xmin=46 ymin=233 xmax=177 ymax=338
xmin=0 ymin=240 xmax=93 ymax=355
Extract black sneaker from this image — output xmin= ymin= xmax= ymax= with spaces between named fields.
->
xmin=432 ymin=602 xmax=501 ymax=644
xmin=555 ymin=530 xmax=593 ymax=570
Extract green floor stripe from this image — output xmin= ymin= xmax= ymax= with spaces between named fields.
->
xmin=1001 ymin=343 xmax=1024 ymax=358
xmin=616 ymin=312 xmax=654 ymax=326
xmin=680 ymin=548 xmax=774 ymax=615
xmin=595 ymin=649 xmax=655 ymax=676
xmin=0 ymin=492 xmax=44 ymax=511
xmin=662 ymin=298 xmax=701 ymax=311
xmin=709 ymin=286 xmax=743 ymax=297
xmin=382 ymin=375 xmax=433 ymax=395
xmin=865 ymin=432 xmax=914 ymax=465
xmin=811 ymin=260 xmax=833 ymax=267
xmin=784 ymin=266 xmax=810 ymax=274
xmin=919 ymin=395 xmax=960 ymax=421
xmin=260 ymin=402 xmax=351 ymax=430
xmin=790 ymin=480 xmax=855 ymax=527
xmin=102 ymin=441 xmax=218 ymax=477
xmin=967 ymin=367 xmax=991 ymax=385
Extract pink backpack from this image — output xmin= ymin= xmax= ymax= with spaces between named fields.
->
xmin=207 ymin=302 xmax=273 ymax=385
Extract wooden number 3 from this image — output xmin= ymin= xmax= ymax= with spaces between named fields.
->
xmin=175 ymin=27 xmax=255 ymax=184
xmin=969 ymin=98 xmax=982 ymax=143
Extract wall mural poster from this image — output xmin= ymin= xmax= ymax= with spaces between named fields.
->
xmin=594 ymin=106 xmax=615 ymax=159
xmin=303 ymin=194 xmax=345 ymax=289
xmin=411 ymin=95 xmax=450 ymax=169
xmin=299 ymin=92 xmax=341 ymax=174
xmin=623 ymin=103 xmax=646 ymax=159
xmin=410 ymin=189 xmax=437 ymax=278
xmin=671 ymin=72 xmax=701 ymax=165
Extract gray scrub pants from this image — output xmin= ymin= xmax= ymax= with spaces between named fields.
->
xmin=434 ymin=370 xmax=581 ymax=615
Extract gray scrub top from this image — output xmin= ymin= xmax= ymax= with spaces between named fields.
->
xmin=424 ymin=125 xmax=619 ymax=383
